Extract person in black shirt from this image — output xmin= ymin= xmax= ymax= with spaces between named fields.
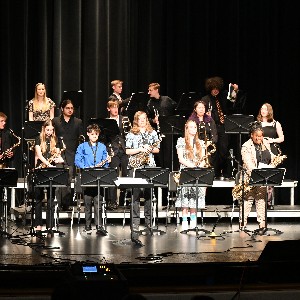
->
xmin=106 ymin=100 xmax=129 ymax=209
xmin=34 ymin=119 xmax=64 ymax=233
xmin=0 ymin=112 xmax=18 ymax=169
xmin=52 ymin=100 xmax=84 ymax=210
xmin=201 ymin=76 xmax=246 ymax=179
xmin=147 ymin=82 xmax=177 ymax=171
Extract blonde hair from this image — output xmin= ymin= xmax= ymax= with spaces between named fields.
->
xmin=131 ymin=111 xmax=153 ymax=134
xmin=184 ymin=120 xmax=203 ymax=161
xmin=33 ymin=83 xmax=49 ymax=112
xmin=39 ymin=119 xmax=57 ymax=154
xmin=111 ymin=80 xmax=123 ymax=87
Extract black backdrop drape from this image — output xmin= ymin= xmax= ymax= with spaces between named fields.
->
xmin=1 ymin=0 xmax=299 ymax=204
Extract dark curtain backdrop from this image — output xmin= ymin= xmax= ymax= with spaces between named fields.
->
xmin=1 ymin=0 xmax=299 ymax=203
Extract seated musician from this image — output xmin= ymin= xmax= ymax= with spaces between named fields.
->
xmin=74 ymin=124 xmax=111 ymax=235
xmin=34 ymin=119 xmax=64 ymax=234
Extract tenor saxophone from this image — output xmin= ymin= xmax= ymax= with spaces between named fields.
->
xmin=232 ymin=148 xmax=287 ymax=200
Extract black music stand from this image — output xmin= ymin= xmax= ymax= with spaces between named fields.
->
xmin=81 ymin=168 xmax=117 ymax=236
xmin=114 ymin=177 xmax=154 ymax=246
xmin=135 ymin=168 xmax=169 ymax=235
xmin=34 ymin=168 xmax=68 ymax=236
xmin=175 ymin=92 xmax=202 ymax=117
xmin=126 ymin=92 xmax=149 ymax=123
xmin=89 ymin=118 xmax=120 ymax=145
xmin=158 ymin=115 xmax=185 ymax=171
xmin=249 ymin=168 xmax=285 ymax=236
xmin=224 ymin=114 xmax=254 ymax=174
xmin=0 ymin=169 xmax=18 ymax=236
xmin=179 ymin=168 xmax=215 ymax=238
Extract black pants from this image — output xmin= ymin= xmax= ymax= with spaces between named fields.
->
xmin=108 ymin=151 xmax=129 ymax=205
xmin=84 ymin=187 xmax=103 ymax=227
xmin=132 ymin=188 xmax=151 ymax=227
xmin=34 ymin=186 xmax=55 ymax=228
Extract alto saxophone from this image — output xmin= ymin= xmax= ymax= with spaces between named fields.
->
xmin=36 ymin=137 xmax=67 ymax=169
xmin=0 ymin=129 xmax=21 ymax=162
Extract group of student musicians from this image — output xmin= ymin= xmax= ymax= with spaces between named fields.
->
xmin=0 ymin=78 xmax=285 ymax=244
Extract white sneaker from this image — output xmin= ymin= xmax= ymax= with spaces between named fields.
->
xmin=181 ymin=220 xmax=189 ymax=230
xmin=190 ymin=219 xmax=197 ymax=228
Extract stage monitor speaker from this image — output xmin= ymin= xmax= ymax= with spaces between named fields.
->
xmin=258 ymin=240 xmax=300 ymax=263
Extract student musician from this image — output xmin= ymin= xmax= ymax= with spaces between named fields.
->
xmin=74 ymin=124 xmax=111 ymax=235
xmin=34 ymin=119 xmax=64 ymax=234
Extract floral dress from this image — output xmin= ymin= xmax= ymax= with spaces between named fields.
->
xmin=28 ymin=98 xmax=55 ymax=121
xmin=175 ymin=137 xmax=206 ymax=209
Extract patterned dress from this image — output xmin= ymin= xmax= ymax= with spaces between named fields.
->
xmin=28 ymin=98 xmax=56 ymax=121
xmin=175 ymin=137 xmax=206 ymax=209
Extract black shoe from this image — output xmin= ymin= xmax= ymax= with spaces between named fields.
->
xmin=268 ymin=204 xmax=274 ymax=210
xmin=84 ymin=225 xmax=92 ymax=233
xmin=96 ymin=225 xmax=107 ymax=236
xmin=131 ymin=236 xmax=144 ymax=246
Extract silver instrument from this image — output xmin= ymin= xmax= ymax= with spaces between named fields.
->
xmin=153 ymin=107 xmax=165 ymax=138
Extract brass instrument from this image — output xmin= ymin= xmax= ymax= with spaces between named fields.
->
xmin=201 ymin=141 xmax=216 ymax=168
xmin=172 ymin=136 xmax=216 ymax=185
xmin=35 ymin=137 xmax=66 ymax=169
xmin=94 ymin=148 xmax=114 ymax=167
xmin=128 ymin=138 xmax=161 ymax=168
xmin=232 ymin=148 xmax=287 ymax=200
xmin=0 ymin=129 xmax=21 ymax=165
xmin=198 ymin=122 xmax=216 ymax=168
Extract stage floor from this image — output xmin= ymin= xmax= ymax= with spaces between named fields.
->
xmin=1 ymin=208 xmax=300 ymax=299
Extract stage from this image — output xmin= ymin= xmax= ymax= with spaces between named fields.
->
xmin=1 ymin=208 xmax=300 ymax=299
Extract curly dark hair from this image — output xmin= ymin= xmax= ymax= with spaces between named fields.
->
xmin=205 ymin=76 xmax=224 ymax=92
xmin=248 ymin=121 xmax=263 ymax=135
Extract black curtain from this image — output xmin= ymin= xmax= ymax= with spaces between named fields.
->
xmin=1 ymin=0 xmax=299 ymax=203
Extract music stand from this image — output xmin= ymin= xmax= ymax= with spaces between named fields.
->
xmin=224 ymin=114 xmax=254 ymax=173
xmin=249 ymin=168 xmax=285 ymax=236
xmin=134 ymin=168 xmax=169 ymax=235
xmin=81 ymin=168 xmax=117 ymax=235
xmin=126 ymin=92 xmax=149 ymax=124
xmin=34 ymin=168 xmax=68 ymax=236
xmin=175 ymin=92 xmax=202 ymax=117
xmin=89 ymin=118 xmax=120 ymax=145
xmin=158 ymin=115 xmax=185 ymax=171
xmin=114 ymin=177 xmax=154 ymax=246
xmin=179 ymin=168 xmax=215 ymax=238
xmin=0 ymin=169 xmax=18 ymax=234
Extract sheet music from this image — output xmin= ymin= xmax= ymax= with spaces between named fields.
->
xmin=114 ymin=177 xmax=149 ymax=186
